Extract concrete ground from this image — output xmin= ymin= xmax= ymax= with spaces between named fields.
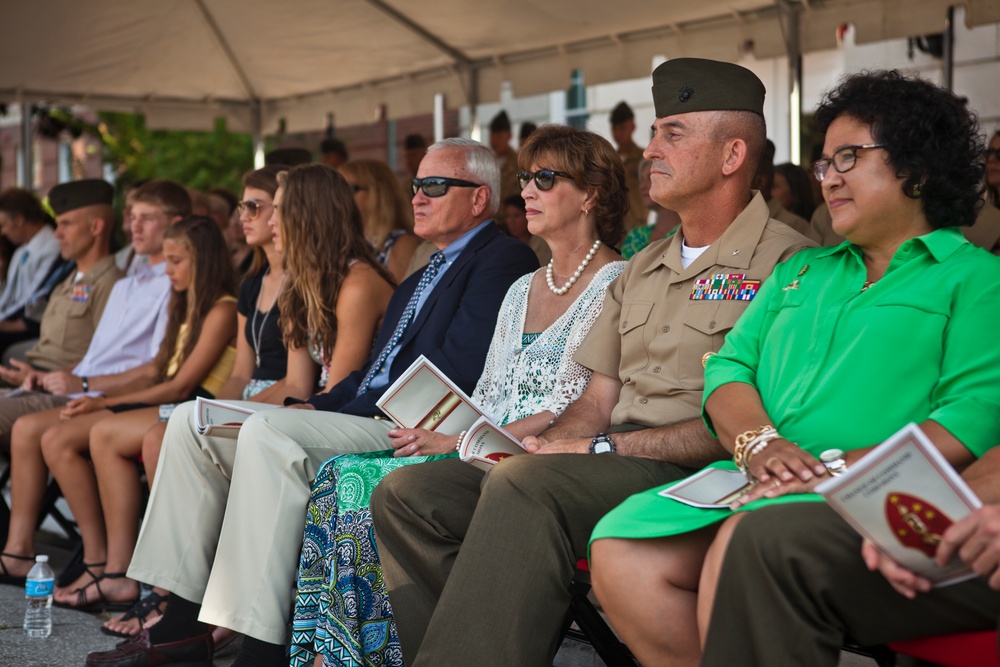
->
xmin=0 ymin=529 xmax=242 ymax=666
xmin=0 ymin=498 xmax=886 ymax=667
xmin=0 ymin=498 xmax=241 ymax=667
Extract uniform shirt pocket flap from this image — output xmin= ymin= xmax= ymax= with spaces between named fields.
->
xmin=619 ymin=301 xmax=654 ymax=334
xmin=684 ymin=303 xmax=745 ymax=336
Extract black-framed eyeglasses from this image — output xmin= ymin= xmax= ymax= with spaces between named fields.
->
xmin=237 ymin=200 xmax=272 ymax=218
xmin=812 ymin=144 xmax=886 ymax=182
xmin=411 ymin=176 xmax=482 ymax=198
xmin=985 ymin=148 xmax=1000 ymax=161
xmin=517 ymin=169 xmax=571 ymax=192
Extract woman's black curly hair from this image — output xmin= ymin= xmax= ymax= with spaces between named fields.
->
xmin=814 ymin=70 xmax=985 ymax=228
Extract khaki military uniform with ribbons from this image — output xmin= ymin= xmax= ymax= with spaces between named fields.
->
xmin=768 ymin=196 xmax=821 ymax=244
xmin=575 ymin=191 xmax=813 ymax=428
xmin=621 ymin=142 xmax=649 ymax=231
xmin=25 ymin=255 xmax=122 ymax=371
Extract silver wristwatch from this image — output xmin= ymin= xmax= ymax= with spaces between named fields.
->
xmin=820 ymin=449 xmax=848 ymax=476
xmin=590 ymin=433 xmax=616 ymax=454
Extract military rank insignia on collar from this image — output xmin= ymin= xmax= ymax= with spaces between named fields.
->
xmin=690 ymin=273 xmax=760 ymax=301
xmin=71 ymin=284 xmax=93 ymax=303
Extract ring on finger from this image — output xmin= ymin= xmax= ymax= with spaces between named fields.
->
xmin=773 ymin=479 xmax=781 ymax=487
xmin=765 ymin=456 xmax=780 ymax=467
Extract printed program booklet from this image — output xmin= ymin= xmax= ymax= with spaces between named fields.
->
xmin=815 ymin=422 xmax=981 ymax=586
xmin=193 ymin=398 xmax=261 ymax=438
xmin=377 ymin=356 xmax=526 ymax=469
xmin=456 ymin=415 xmax=526 ymax=471
xmin=376 ymin=355 xmax=483 ymax=432
xmin=659 ymin=466 xmax=757 ymax=509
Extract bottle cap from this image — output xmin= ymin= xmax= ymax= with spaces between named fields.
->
xmin=35 ymin=555 xmax=48 ymax=563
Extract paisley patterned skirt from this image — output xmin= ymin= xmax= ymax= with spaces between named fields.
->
xmin=290 ymin=449 xmax=456 ymax=667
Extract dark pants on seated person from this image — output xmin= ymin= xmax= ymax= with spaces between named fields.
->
xmin=701 ymin=503 xmax=1000 ymax=667
xmin=371 ymin=453 xmax=689 ymax=667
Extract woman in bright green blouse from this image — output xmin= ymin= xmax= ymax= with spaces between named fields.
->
xmin=587 ymin=70 xmax=1000 ymax=667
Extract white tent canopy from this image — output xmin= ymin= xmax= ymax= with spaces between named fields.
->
xmin=3 ymin=0 xmax=999 ymax=135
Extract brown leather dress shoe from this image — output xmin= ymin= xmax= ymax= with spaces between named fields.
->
xmin=84 ymin=628 xmax=214 ymax=667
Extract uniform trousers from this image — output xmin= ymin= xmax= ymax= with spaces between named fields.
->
xmin=127 ymin=400 xmax=394 ymax=645
xmin=0 ymin=391 xmax=70 ymax=452
xmin=701 ymin=503 xmax=1000 ymax=667
xmin=370 ymin=453 xmax=688 ymax=667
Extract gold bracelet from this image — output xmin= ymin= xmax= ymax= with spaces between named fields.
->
xmin=733 ymin=425 xmax=774 ymax=468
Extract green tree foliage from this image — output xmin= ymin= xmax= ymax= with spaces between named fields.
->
xmin=95 ymin=112 xmax=253 ymax=194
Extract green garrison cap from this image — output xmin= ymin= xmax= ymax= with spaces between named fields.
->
xmin=265 ymin=148 xmax=313 ymax=166
xmin=489 ymin=111 xmax=511 ymax=133
xmin=651 ymin=58 xmax=765 ymax=118
xmin=610 ymin=101 xmax=634 ymax=125
xmin=48 ymin=179 xmax=114 ymax=215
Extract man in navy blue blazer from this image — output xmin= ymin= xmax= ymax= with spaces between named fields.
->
xmin=99 ymin=139 xmax=538 ymax=667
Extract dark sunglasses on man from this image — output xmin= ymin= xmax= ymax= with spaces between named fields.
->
xmin=517 ymin=169 xmax=571 ymax=192
xmin=411 ymin=177 xmax=482 ymax=198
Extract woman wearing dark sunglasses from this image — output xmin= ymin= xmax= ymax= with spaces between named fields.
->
xmin=288 ymin=126 xmax=628 ymax=667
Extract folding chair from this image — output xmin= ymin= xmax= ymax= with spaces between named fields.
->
xmin=556 ymin=559 xmax=638 ymax=667
xmin=889 ymin=631 xmax=1000 ymax=667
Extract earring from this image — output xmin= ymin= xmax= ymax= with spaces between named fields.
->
xmin=912 ymin=183 xmax=923 ymax=197
xmin=584 ymin=208 xmax=590 ymax=217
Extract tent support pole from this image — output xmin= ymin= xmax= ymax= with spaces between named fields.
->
xmin=19 ymin=102 xmax=33 ymax=188
xmin=943 ymin=6 xmax=955 ymax=90
xmin=251 ymin=101 xmax=264 ymax=169
xmin=778 ymin=0 xmax=803 ymax=165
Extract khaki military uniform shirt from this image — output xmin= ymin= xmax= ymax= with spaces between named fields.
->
xmin=621 ymin=142 xmax=649 ymax=232
xmin=768 ymin=197 xmax=822 ymax=244
xmin=25 ymin=255 xmax=123 ymax=371
xmin=812 ymin=199 xmax=1000 ymax=254
xmin=494 ymin=148 xmax=521 ymax=228
xmin=962 ymin=200 xmax=1000 ymax=255
xmin=809 ymin=204 xmax=845 ymax=246
xmin=527 ymin=235 xmax=552 ymax=266
xmin=575 ymin=192 xmax=815 ymax=428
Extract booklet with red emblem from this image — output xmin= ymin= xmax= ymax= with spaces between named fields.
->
xmin=457 ymin=415 xmax=526 ymax=471
xmin=815 ymin=422 xmax=982 ymax=586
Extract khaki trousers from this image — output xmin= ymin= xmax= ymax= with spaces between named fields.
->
xmin=701 ymin=503 xmax=1000 ymax=667
xmin=127 ymin=400 xmax=393 ymax=644
xmin=370 ymin=454 xmax=689 ymax=667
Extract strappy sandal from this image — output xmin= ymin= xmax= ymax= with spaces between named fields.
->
xmin=101 ymin=590 xmax=169 ymax=638
xmin=55 ymin=571 xmax=139 ymax=613
xmin=0 ymin=552 xmax=34 ymax=586
xmin=56 ymin=559 xmax=106 ymax=588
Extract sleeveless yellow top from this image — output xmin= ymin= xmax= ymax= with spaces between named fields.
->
xmin=165 ymin=295 xmax=238 ymax=396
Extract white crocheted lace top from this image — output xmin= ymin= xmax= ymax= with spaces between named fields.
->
xmin=472 ymin=261 xmax=626 ymax=425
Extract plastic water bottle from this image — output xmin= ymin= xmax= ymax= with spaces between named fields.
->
xmin=23 ymin=555 xmax=54 ymax=638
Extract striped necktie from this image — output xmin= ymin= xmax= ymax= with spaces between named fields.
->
xmin=356 ymin=251 xmax=445 ymax=395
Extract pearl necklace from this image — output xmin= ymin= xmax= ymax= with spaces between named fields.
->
xmin=546 ymin=239 xmax=601 ymax=296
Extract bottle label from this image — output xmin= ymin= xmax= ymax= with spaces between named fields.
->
xmin=25 ymin=579 xmax=54 ymax=597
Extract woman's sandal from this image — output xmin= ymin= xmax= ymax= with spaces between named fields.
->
xmin=0 ymin=552 xmax=35 ymax=586
xmin=100 ymin=590 xmax=169 ymax=638
xmin=56 ymin=559 xmax=106 ymax=588
xmin=55 ymin=571 xmax=139 ymax=613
